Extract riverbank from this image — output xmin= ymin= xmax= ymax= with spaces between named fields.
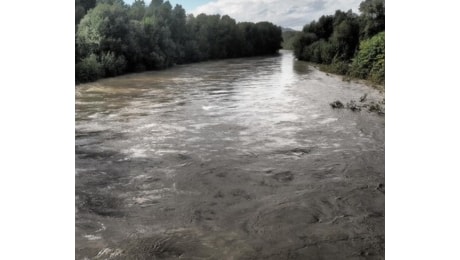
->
xmin=318 ymin=63 xmax=385 ymax=93
xmin=281 ymin=48 xmax=385 ymax=93
xmin=76 ymin=52 xmax=284 ymax=86
xmin=291 ymin=30 xmax=385 ymax=91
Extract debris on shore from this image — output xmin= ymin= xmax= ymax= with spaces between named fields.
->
xmin=330 ymin=100 xmax=344 ymax=109
xmin=330 ymin=95 xmax=385 ymax=115
xmin=347 ymin=100 xmax=361 ymax=111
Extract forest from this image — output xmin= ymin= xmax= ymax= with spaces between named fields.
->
xmin=75 ymin=0 xmax=282 ymax=83
xmin=291 ymin=0 xmax=385 ymax=84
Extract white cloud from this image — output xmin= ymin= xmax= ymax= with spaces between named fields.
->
xmin=192 ymin=0 xmax=363 ymax=30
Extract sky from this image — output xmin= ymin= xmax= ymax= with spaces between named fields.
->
xmin=123 ymin=0 xmax=363 ymax=30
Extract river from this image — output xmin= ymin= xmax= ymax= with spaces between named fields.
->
xmin=76 ymin=50 xmax=384 ymax=259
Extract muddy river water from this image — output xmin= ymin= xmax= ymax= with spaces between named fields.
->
xmin=76 ymin=50 xmax=384 ymax=259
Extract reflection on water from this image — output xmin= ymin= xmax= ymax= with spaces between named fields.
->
xmin=76 ymin=50 xmax=384 ymax=259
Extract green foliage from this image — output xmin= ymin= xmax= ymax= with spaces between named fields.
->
xmin=303 ymin=15 xmax=334 ymax=39
xmin=329 ymin=10 xmax=360 ymax=60
xmin=294 ymin=10 xmax=360 ymax=64
xmin=282 ymin=30 xmax=301 ymax=50
xmin=292 ymin=0 xmax=384 ymax=85
xmin=75 ymin=0 xmax=96 ymax=25
xmin=96 ymin=0 xmax=125 ymax=5
xmin=293 ymin=33 xmax=317 ymax=58
xmin=76 ymin=3 xmax=130 ymax=57
xmin=324 ymin=59 xmax=351 ymax=75
xmin=75 ymin=0 xmax=283 ymax=83
xmin=128 ymin=0 xmax=145 ymax=20
xmin=100 ymin=52 xmax=127 ymax=77
xmin=350 ymin=32 xmax=385 ymax=84
xmin=300 ymin=39 xmax=337 ymax=64
xmin=76 ymin=54 xmax=104 ymax=83
xmin=359 ymin=0 xmax=385 ymax=39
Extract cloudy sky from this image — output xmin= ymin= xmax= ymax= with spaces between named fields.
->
xmin=124 ymin=0 xmax=363 ymax=30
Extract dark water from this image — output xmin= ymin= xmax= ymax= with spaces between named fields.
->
xmin=76 ymin=50 xmax=384 ymax=259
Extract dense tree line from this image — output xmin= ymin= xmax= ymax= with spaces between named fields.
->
xmin=292 ymin=0 xmax=384 ymax=84
xmin=281 ymin=29 xmax=301 ymax=50
xmin=75 ymin=0 xmax=282 ymax=83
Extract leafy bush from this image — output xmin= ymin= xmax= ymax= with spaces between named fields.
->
xmin=330 ymin=59 xmax=351 ymax=75
xmin=320 ymin=59 xmax=351 ymax=76
xmin=76 ymin=54 xmax=104 ymax=83
xmin=100 ymin=52 xmax=127 ymax=77
xmin=350 ymin=32 xmax=385 ymax=84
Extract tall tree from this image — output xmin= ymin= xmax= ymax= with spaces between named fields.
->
xmin=75 ymin=0 xmax=96 ymax=25
xmin=128 ymin=0 xmax=145 ymax=21
xmin=359 ymin=0 xmax=385 ymax=39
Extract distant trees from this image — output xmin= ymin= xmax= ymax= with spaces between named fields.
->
xmin=75 ymin=0 xmax=282 ymax=83
xmin=281 ymin=30 xmax=301 ymax=50
xmin=294 ymin=10 xmax=360 ymax=64
xmin=292 ymin=0 xmax=385 ymax=84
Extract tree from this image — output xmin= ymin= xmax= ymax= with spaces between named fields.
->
xmin=76 ymin=3 xmax=130 ymax=57
xmin=170 ymin=5 xmax=187 ymax=63
xmin=303 ymin=15 xmax=334 ymax=40
xmin=293 ymin=32 xmax=317 ymax=58
xmin=359 ymin=0 xmax=385 ymax=39
xmin=282 ymin=30 xmax=301 ymax=50
xmin=350 ymin=32 xmax=385 ymax=83
xmin=329 ymin=10 xmax=360 ymax=60
xmin=128 ymin=0 xmax=145 ymax=21
xmin=76 ymin=54 xmax=104 ymax=83
xmin=75 ymin=0 xmax=96 ymax=25
xmin=76 ymin=2 xmax=130 ymax=81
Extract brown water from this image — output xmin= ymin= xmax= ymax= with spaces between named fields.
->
xmin=76 ymin=50 xmax=384 ymax=259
